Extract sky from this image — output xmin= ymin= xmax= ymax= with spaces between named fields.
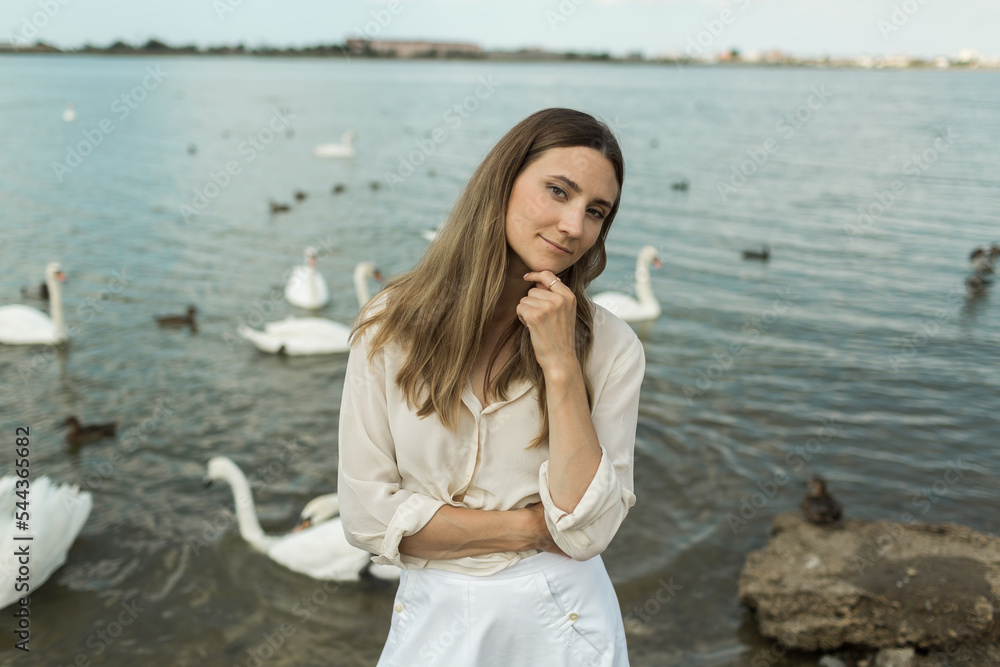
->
xmin=2 ymin=0 xmax=998 ymax=59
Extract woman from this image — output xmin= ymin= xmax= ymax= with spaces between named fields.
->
xmin=338 ymin=108 xmax=644 ymax=666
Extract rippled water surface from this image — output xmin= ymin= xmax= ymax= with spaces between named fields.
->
xmin=1 ymin=56 xmax=999 ymax=666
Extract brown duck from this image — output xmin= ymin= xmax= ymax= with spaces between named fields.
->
xmin=21 ymin=281 xmax=49 ymax=300
xmin=801 ymin=475 xmax=843 ymax=525
xmin=62 ymin=416 xmax=117 ymax=446
xmin=155 ymin=305 xmax=197 ymax=329
xmin=742 ymin=245 xmax=770 ymax=261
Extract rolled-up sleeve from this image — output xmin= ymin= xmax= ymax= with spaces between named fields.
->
xmin=337 ymin=331 xmax=446 ymax=569
xmin=537 ymin=337 xmax=644 ymax=560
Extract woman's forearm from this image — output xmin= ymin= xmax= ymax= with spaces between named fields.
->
xmin=398 ymin=504 xmax=555 ymax=560
xmin=543 ymin=362 xmax=603 ymax=513
xmin=515 ymin=271 xmax=604 ymax=516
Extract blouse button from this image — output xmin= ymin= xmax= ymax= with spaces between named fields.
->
xmin=394 ymin=604 xmax=404 ymax=613
xmin=568 ymin=612 xmax=579 ymax=622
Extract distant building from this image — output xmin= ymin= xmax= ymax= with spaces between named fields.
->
xmin=852 ymin=55 xmax=875 ymax=69
xmin=651 ymin=50 xmax=685 ymax=62
xmin=877 ymin=54 xmax=913 ymax=68
xmin=346 ymin=39 xmax=482 ymax=58
xmin=764 ymin=50 xmax=789 ymax=64
xmin=955 ymin=48 xmax=979 ymax=65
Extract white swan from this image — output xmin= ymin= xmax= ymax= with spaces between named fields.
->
xmin=349 ymin=261 xmax=383 ymax=309
xmin=239 ymin=262 xmax=382 ymax=355
xmin=313 ymin=131 xmax=356 ymax=159
xmin=593 ymin=245 xmax=663 ymax=322
xmin=285 ymin=246 xmax=330 ymax=310
xmin=292 ymin=493 xmax=399 ymax=580
xmin=294 ymin=494 xmax=340 ymax=530
xmin=238 ymin=317 xmax=352 ymax=355
xmin=62 ymin=103 xmax=76 ymax=122
xmin=204 ymin=457 xmax=397 ymax=581
xmin=0 ymin=476 xmax=92 ymax=610
xmin=0 ymin=262 xmax=68 ymax=345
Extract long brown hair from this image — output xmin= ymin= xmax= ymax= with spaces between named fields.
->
xmin=354 ymin=108 xmax=625 ymax=447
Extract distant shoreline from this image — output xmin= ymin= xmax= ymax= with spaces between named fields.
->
xmin=1 ymin=42 xmax=996 ymax=70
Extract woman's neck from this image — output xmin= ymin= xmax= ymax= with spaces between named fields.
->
xmin=492 ymin=258 xmax=532 ymax=325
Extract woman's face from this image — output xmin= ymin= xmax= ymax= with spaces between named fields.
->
xmin=504 ymin=145 xmax=619 ymax=279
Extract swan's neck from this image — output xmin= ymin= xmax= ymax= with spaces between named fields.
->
xmin=353 ymin=269 xmax=371 ymax=309
xmin=305 ymin=265 xmax=319 ymax=301
xmin=47 ymin=274 xmax=67 ymax=342
xmin=635 ymin=256 xmax=657 ymax=309
xmin=342 ymin=132 xmax=354 ymax=147
xmin=223 ymin=470 xmax=271 ymax=550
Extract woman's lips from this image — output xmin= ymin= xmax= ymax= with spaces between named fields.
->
xmin=541 ymin=237 xmax=570 ymax=254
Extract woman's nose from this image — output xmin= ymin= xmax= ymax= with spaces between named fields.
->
xmin=557 ymin=207 xmax=586 ymax=238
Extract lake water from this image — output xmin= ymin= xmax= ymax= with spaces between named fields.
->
xmin=1 ymin=55 xmax=998 ymax=666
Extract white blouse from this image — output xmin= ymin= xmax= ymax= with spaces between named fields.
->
xmin=337 ymin=302 xmax=645 ymax=576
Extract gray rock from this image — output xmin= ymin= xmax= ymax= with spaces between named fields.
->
xmin=738 ymin=513 xmax=1000 ymax=652
xmin=910 ymin=642 xmax=1000 ymax=666
xmin=817 ymin=656 xmax=847 ymax=667
xmin=874 ymin=647 xmax=914 ymax=667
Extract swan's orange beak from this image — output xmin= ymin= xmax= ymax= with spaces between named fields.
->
xmin=652 ymin=258 xmax=663 ymax=269
xmin=56 ymin=271 xmax=67 ymax=282
xmin=292 ymin=519 xmax=311 ymax=533
xmin=374 ymin=271 xmax=385 ymax=283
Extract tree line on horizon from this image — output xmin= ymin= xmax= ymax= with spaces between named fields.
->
xmin=3 ymin=37 xmax=617 ymax=61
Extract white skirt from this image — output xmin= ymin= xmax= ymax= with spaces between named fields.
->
xmin=377 ymin=551 xmax=629 ymax=667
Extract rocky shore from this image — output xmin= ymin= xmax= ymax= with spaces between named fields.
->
xmin=738 ymin=513 xmax=1000 ymax=666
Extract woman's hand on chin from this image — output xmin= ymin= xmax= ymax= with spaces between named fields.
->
xmin=517 ymin=270 xmax=577 ymax=373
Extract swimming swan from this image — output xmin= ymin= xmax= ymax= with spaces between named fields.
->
xmin=285 ymin=247 xmax=330 ymax=310
xmin=294 ymin=494 xmax=340 ymax=531
xmin=313 ymin=131 xmax=356 ymax=159
xmin=0 ymin=262 xmax=68 ymax=345
xmin=239 ymin=262 xmax=382 ymax=355
xmin=0 ymin=476 xmax=92 ymax=610
xmin=592 ymin=245 xmax=663 ymax=322
xmin=292 ymin=493 xmax=400 ymax=580
xmin=204 ymin=457 xmax=396 ymax=581
xmin=238 ymin=317 xmax=352 ymax=355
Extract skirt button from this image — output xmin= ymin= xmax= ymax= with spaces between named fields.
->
xmin=568 ymin=612 xmax=579 ymax=622
xmin=395 ymin=604 xmax=404 ymax=613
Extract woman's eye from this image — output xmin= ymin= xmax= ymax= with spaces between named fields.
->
xmin=588 ymin=208 xmax=606 ymax=219
xmin=548 ymin=185 xmax=566 ymax=197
